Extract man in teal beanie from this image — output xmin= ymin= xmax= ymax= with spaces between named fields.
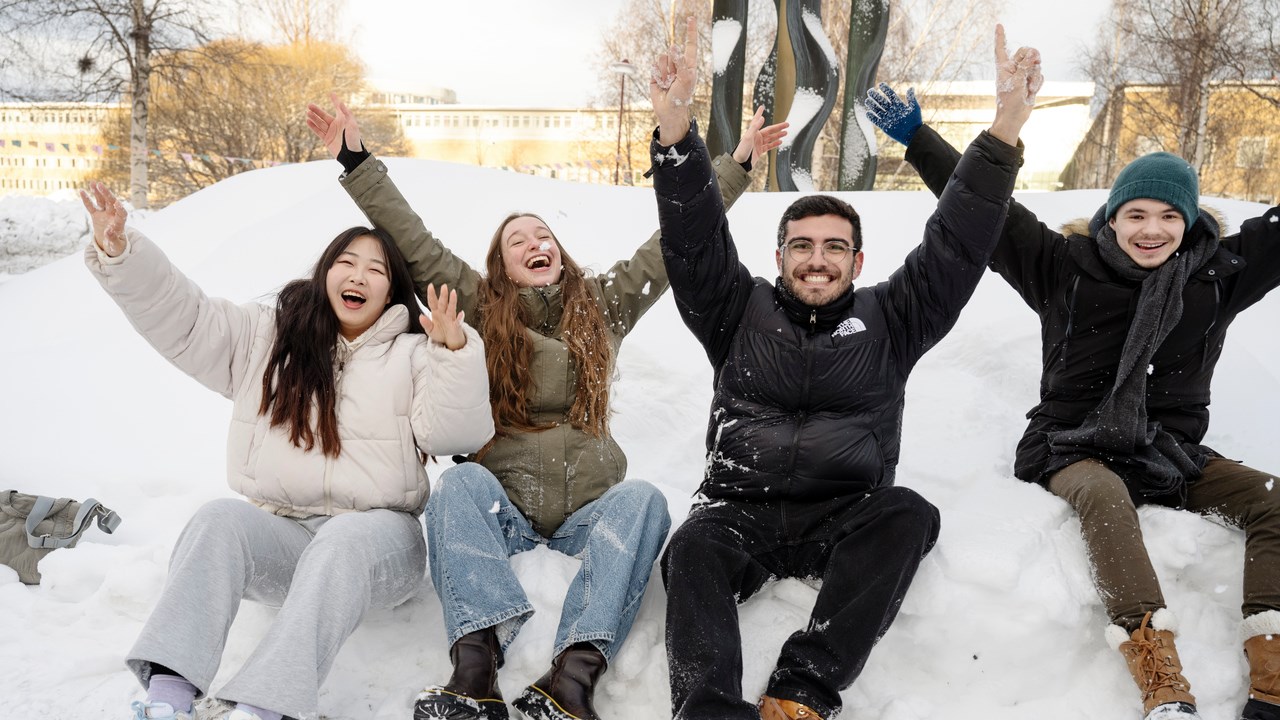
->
xmin=869 ymin=82 xmax=1280 ymax=720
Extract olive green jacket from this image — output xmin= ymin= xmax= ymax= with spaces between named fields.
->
xmin=340 ymin=153 xmax=752 ymax=535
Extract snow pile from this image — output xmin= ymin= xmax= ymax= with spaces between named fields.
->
xmin=0 ymin=155 xmax=1276 ymax=720
xmin=0 ymin=191 xmax=93 ymax=276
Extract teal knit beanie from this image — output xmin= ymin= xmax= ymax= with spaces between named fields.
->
xmin=1106 ymin=152 xmax=1200 ymax=226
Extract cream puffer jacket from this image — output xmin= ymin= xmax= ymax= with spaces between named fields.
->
xmin=86 ymin=228 xmax=494 ymax=517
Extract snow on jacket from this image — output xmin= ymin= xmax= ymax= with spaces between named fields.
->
xmin=653 ymin=125 xmax=1023 ymax=500
xmin=904 ymin=123 xmax=1280 ymax=495
xmin=85 ymin=228 xmax=495 ymax=518
xmin=339 ymin=153 xmax=752 ymax=536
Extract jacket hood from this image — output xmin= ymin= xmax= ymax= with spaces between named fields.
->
xmin=1058 ymin=203 xmax=1226 ymax=240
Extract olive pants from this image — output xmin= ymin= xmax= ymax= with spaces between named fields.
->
xmin=1048 ymin=457 xmax=1280 ymax=631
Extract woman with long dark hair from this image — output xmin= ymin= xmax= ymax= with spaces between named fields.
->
xmin=306 ymin=97 xmax=783 ymax=720
xmin=81 ymin=183 xmax=494 ymax=720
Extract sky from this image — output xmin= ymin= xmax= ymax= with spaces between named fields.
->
xmin=342 ymin=0 xmax=1114 ymax=106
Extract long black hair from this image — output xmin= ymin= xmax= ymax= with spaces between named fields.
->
xmin=258 ymin=226 xmax=423 ymax=457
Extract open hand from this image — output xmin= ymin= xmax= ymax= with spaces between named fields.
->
xmin=733 ymin=106 xmax=788 ymax=165
xmin=79 ymin=182 xmax=127 ymax=257
xmin=419 ymin=283 xmax=466 ymax=350
xmin=306 ymin=92 xmax=363 ymax=159
xmin=865 ymin=83 xmax=922 ymax=147
xmin=651 ymin=16 xmax=700 ymax=146
xmin=990 ymin=24 xmax=1043 ymax=146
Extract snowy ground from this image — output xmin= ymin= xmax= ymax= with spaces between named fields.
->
xmin=0 ymin=155 xmax=1277 ymax=720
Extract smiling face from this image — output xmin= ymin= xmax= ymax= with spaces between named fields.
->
xmin=776 ymin=214 xmax=863 ymax=306
xmin=1109 ymin=199 xmax=1186 ymax=269
xmin=325 ymin=234 xmax=391 ymax=340
xmin=499 ymin=215 xmax=563 ymax=287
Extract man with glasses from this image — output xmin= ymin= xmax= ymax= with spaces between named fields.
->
xmin=647 ymin=20 xmax=1042 ymax=720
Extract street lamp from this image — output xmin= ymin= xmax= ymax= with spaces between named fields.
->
xmin=611 ymin=59 xmax=636 ymax=185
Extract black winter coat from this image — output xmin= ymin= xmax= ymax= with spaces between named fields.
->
xmin=906 ymin=124 xmax=1280 ymax=495
xmin=652 ymin=126 xmax=1023 ymax=502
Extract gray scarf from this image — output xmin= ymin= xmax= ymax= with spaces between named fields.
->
xmin=1046 ymin=223 xmax=1219 ymax=497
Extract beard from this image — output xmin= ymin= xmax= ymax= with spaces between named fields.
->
xmin=780 ymin=260 xmax=852 ymax=307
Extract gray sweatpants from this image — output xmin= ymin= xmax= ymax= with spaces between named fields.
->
xmin=127 ymin=498 xmax=426 ymax=720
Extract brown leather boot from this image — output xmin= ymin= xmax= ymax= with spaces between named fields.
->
xmin=511 ymin=642 xmax=607 ymax=720
xmin=1246 ymin=630 xmax=1280 ymax=703
xmin=413 ymin=627 xmax=508 ymax=720
xmin=758 ymin=695 xmax=824 ymax=720
xmin=1112 ymin=611 xmax=1197 ymax=718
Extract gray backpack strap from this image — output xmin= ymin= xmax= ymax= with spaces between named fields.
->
xmin=25 ymin=496 xmax=121 ymax=550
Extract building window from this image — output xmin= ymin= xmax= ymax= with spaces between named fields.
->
xmin=1236 ymin=137 xmax=1268 ymax=168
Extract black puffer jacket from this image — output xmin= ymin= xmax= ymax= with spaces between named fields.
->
xmin=905 ymin=123 xmax=1280 ymax=496
xmin=652 ymin=125 xmax=1023 ymax=501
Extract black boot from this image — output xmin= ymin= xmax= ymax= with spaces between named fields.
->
xmin=413 ymin=628 xmax=508 ymax=720
xmin=1243 ymin=699 xmax=1280 ymax=720
xmin=511 ymin=642 xmax=607 ymax=720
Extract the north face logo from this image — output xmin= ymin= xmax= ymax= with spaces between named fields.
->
xmin=832 ymin=317 xmax=866 ymax=337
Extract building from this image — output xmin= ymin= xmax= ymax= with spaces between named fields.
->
xmin=388 ymin=103 xmax=650 ymax=184
xmin=871 ymin=81 xmax=1096 ymax=191
xmin=1061 ymin=81 xmax=1280 ymax=205
xmin=0 ymin=102 xmax=118 ymax=195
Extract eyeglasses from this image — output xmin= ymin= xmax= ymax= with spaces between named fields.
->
xmin=783 ymin=239 xmax=857 ymax=261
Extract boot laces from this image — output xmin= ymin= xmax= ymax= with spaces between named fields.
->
xmin=1130 ymin=622 xmax=1188 ymax=702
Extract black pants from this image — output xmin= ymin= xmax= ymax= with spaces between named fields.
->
xmin=662 ymin=485 xmax=940 ymax=720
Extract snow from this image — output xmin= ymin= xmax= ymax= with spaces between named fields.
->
xmin=711 ymin=19 xmax=743 ymax=76
xmin=778 ymin=87 xmax=825 ymax=149
xmin=800 ymin=9 xmax=839 ymax=68
xmin=1 ymin=157 xmax=1277 ymax=720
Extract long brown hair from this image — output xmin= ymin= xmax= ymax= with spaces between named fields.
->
xmin=479 ymin=213 xmax=612 ymax=440
xmin=258 ymin=226 xmax=423 ymax=457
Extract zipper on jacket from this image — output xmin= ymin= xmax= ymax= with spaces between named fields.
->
xmin=1060 ymin=274 xmax=1081 ymax=365
xmin=1201 ymin=280 xmax=1222 ymax=371
xmin=785 ymin=331 xmax=817 ymax=487
xmin=809 ymin=309 xmax=817 ymax=332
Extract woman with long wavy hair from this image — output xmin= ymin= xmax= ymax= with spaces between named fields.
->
xmin=82 ymin=183 xmax=494 ymax=720
xmin=307 ymin=96 xmax=783 ymax=720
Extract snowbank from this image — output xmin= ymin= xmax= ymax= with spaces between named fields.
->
xmin=0 ymin=156 xmax=1276 ymax=719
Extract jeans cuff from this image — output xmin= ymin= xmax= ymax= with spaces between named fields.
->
xmin=554 ymin=632 xmax=615 ymax=662
xmin=763 ymin=684 xmax=840 ymax=720
xmin=449 ymin=603 xmax=534 ymax=652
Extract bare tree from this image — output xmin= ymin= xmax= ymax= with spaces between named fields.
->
xmin=0 ymin=0 xmax=223 ymax=208
xmin=1084 ymin=0 xmax=1271 ymax=172
xmin=92 ymin=38 xmax=409 ymax=205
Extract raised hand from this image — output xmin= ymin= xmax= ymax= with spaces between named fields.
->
xmin=990 ymin=24 xmax=1043 ymax=146
xmin=79 ymin=181 xmax=127 ymax=257
xmin=305 ymin=92 xmax=363 ymax=159
xmin=733 ymin=106 xmax=789 ymax=165
xmin=419 ymin=283 xmax=467 ymax=350
xmin=865 ymin=83 xmax=922 ymax=147
xmin=651 ymin=16 xmax=700 ymax=146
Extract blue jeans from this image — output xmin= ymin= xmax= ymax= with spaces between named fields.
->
xmin=425 ymin=462 xmax=671 ymax=662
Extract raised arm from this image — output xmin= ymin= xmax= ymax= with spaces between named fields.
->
xmin=408 ymin=290 xmax=494 ymax=456
xmin=649 ymin=18 xmax=756 ymax=366
xmin=81 ymin=183 xmax=263 ymax=399
xmin=307 ymin=96 xmax=483 ymax=318
xmin=874 ymin=25 xmax=1037 ymax=368
xmin=867 ymin=57 xmax=1065 ymax=310
xmin=597 ymin=106 xmax=786 ymax=337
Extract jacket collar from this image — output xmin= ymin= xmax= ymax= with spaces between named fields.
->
xmin=519 ymin=283 xmax=564 ymax=337
xmin=773 ymin=278 xmax=858 ymax=333
xmin=1066 ymin=203 xmax=1240 ymax=283
xmin=339 ymin=303 xmax=411 ymax=352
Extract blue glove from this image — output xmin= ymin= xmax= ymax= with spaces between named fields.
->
xmin=865 ymin=83 xmax=922 ymax=146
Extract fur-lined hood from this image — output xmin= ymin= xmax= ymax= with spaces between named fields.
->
xmin=1058 ymin=203 xmax=1227 ymax=238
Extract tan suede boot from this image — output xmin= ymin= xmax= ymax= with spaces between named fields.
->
xmin=758 ymin=695 xmax=824 ymax=720
xmin=1245 ymin=632 xmax=1280 ymax=704
xmin=1110 ymin=610 xmax=1197 ymax=718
